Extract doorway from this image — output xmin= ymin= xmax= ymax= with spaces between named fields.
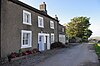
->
xmin=44 ymin=34 xmax=50 ymax=50
xmin=38 ymin=33 xmax=50 ymax=51
xmin=38 ymin=33 xmax=44 ymax=51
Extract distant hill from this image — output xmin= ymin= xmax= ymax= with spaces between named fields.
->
xmin=90 ymin=36 xmax=100 ymax=40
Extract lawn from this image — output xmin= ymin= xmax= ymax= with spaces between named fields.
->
xmin=94 ymin=43 xmax=100 ymax=59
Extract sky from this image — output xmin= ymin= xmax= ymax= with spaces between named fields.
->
xmin=19 ymin=0 xmax=100 ymax=37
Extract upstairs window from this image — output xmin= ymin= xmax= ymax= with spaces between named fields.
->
xmin=50 ymin=21 xmax=54 ymax=29
xmin=38 ymin=16 xmax=44 ymax=28
xmin=23 ymin=10 xmax=31 ymax=25
xmin=21 ymin=30 xmax=32 ymax=48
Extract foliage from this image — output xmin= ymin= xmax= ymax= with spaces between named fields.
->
xmin=51 ymin=42 xmax=66 ymax=49
xmin=8 ymin=48 xmax=40 ymax=62
xmin=66 ymin=16 xmax=92 ymax=42
xmin=8 ymin=52 xmax=20 ymax=58
xmin=94 ymin=43 xmax=100 ymax=58
xmin=22 ymin=50 xmax=32 ymax=56
xmin=7 ymin=52 xmax=20 ymax=62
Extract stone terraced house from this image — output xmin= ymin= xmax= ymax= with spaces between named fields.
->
xmin=0 ymin=0 xmax=66 ymax=58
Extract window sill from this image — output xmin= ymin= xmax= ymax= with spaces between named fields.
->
xmin=21 ymin=46 xmax=32 ymax=49
xmin=51 ymin=28 xmax=54 ymax=29
xmin=23 ymin=22 xmax=32 ymax=25
xmin=38 ymin=26 xmax=44 ymax=28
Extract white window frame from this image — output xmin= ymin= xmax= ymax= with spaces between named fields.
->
xmin=38 ymin=16 xmax=44 ymax=28
xmin=23 ymin=10 xmax=32 ymax=25
xmin=62 ymin=28 xmax=65 ymax=32
xmin=50 ymin=21 xmax=54 ymax=29
xmin=59 ymin=34 xmax=66 ymax=44
xmin=51 ymin=33 xmax=54 ymax=43
xmin=21 ymin=30 xmax=32 ymax=48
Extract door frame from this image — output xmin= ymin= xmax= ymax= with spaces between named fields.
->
xmin=38 ymin=33 xmax=44 ymax=51
xmin=38 ymin=33 xmax=50 ymax=51
xmin=44 ymin=34 xmax=50 ymax=50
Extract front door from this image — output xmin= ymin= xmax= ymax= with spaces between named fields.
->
xmin=38 ymin=33 xmax=50 ymax=51
xmin=38 ymin=33 xmax=44 ymax=51
xmin=44 ymin=34 xmax=50 ymax=50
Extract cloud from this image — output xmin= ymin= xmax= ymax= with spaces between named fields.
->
xmin=89 ymin=24 xmax=100 ymax=37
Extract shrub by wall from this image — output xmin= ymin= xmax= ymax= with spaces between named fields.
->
xmin=50 ymin=42 xmax=66 ymax=49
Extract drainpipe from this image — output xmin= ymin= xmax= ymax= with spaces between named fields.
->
xmin=55 ymin=15 xmax=59 ymax=42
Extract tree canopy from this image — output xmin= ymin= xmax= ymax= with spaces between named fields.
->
xmin=66 ymin=16 xmax=92 ymax=42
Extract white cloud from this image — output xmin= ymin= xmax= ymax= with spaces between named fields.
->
xmin=89 ymin=24 xmax=100 ymax=37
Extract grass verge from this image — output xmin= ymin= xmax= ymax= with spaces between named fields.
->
xmin=94 ymin=43 xmax=100 ymax=59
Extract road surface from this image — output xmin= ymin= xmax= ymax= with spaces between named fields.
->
xmin=35 ymin=43 xmax=99 ymax=66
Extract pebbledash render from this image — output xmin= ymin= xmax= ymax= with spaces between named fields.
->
xmin=0 ymin=0 xmax=66 ymax=58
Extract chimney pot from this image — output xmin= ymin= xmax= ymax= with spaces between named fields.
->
xmin=43 ymin=2 xmax=45 ymax=4
xmin=39 ymin=2 xmax=47 ymax=14
xmin=55 ymin=15 xmax=58 ymax=20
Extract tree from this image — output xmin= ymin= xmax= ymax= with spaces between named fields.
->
xmin=66 ymin=16 xmax=92 ymax=42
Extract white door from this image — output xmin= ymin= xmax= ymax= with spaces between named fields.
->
xmin=44 ymin=34 xmax=50 ymax=50
xmin=38 ymin=33 xmax=44 ymax=51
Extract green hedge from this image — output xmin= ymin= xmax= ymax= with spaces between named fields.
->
xmin=94 ymin=43 xmax=100 ymax=58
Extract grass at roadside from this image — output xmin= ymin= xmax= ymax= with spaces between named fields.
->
xmin=94 ymin=43 xmax=100 ymax=59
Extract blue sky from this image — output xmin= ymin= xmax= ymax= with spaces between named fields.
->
xmin=19 ymin=0 xmax=100 ymax=37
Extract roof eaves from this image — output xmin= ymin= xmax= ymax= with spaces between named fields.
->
xmin=8 ymin=0 xmax=59 ymax=22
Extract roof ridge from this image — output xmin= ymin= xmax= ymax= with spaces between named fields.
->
xmin=8 ymin=0 xmax=59 ymax=22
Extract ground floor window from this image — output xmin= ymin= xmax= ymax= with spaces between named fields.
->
xmin=59 ymin=34 xmax=65 ymax=44
xmin=21 ymin=30 xmax=32 ymax=48
xmin=51 ymin=33 xmax=54 ymax=43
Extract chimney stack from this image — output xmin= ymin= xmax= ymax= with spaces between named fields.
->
xmin=39 ymin=2 xmax=47 ymax=14
xmin=55 ymin=15 xmax=58 ymax=20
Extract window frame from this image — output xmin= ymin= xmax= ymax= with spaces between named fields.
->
xmin=51 ymin=33 xmax=54 ymax=43
xmin=38 ymin=16 xmax=44 ymax=28
xmin=62 ymin=27 xmax=65 ymax=32
xmin=50 ymin=20 xmax=54 ymax=29
xmin=21 ymin=30 xmax=32 ymax=48
xmin=23 ymin=10 xmax=32 ymax=25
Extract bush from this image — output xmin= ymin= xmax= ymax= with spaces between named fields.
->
xmin=22 ymin=50 xmax=33 ymax=56
xmin=51 ymin=42 xmax=66 ymax=49
xmin=7 ymin=52 xmax=20 ymax=62
xmin=94 ymin=43 xmax=100 ymax=58
xmin=65 ymin=42 xmax=68 ymax=45
xmin=98 ymin=40 xmax=100 ymax=43
xmin=7 ymin=49 xmax=40 ymax=62
xmin=8 ymin=52 xmax=20 ymax=58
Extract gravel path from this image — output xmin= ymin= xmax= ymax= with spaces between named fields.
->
xmin=35 ymin=43 xmax=99 ymax=66
xmin=1 ymin=48 xmax=67 ymax=66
